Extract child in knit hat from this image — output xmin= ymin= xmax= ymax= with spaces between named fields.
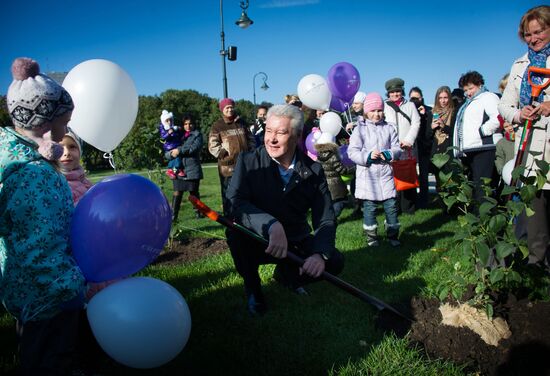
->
xmin=59 ymin=130 xmax=93 ymax=205
xmin=314 ymin=140 xmax=356 ymax=218
xmin=1 ymin=57 xmax=87 ymax=374
xmin=159 ymin=109 xmax=186 ymax=179
xmin=348 ymin=92 xmax=402 ymax=247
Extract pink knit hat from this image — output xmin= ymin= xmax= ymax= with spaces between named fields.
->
xmin=219 ymin=98 xmax=235 ymax=112
xmin=363 ymin=92 xmax=384 ymax=113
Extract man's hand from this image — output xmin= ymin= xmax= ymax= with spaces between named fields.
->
xmin=266 ymin=221 xmax=287 ymax=259
xmin=300 ymin=254 xmax=325 ymax=278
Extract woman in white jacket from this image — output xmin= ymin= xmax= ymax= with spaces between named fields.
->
xmin=498 ymin=5 xmax=550 ymax=269
xmin=383 ymin=77 xmax=420 ymax=214
xmin=453 ymin=70 xmax=502 ymax=204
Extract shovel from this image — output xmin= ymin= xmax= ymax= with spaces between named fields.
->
xmin=188 ymin=195 xmax=414 ymax=322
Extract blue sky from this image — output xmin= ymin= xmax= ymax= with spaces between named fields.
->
xmin=0 ymin=0 xmax=543 ymax=106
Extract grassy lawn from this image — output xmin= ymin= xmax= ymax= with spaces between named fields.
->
xmin=0 ymin=165 xmax=474 ymax=375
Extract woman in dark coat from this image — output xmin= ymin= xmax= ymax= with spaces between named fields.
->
xmin=166 ymin=114 xmax=204 ymax=221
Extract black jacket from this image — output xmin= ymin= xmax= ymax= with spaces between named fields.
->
xmin=165 ymin=130 xmax=204 ymax=180
xmin=226 ymin=146 xmax=337 ymax=256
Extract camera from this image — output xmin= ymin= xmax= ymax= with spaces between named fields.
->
xmin=409 ymin=97 xmax=423 ymax=109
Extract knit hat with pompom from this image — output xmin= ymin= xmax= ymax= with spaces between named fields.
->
xmin=7 ymin=57 xmax=74 ymax=130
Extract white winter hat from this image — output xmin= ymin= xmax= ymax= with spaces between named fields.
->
xmin=7 ymin=57 xmax=74 ymax=130
xmin=353 ymin=91 xmax=367 ymax=104
xmin=160 ymin=110 xmax=173 ymax=124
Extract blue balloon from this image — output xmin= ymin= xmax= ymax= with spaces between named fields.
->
xmin=71 ymin=174 xmax=171 ymax=282
xmin=87 ymin=277 xmax=191 ymax=368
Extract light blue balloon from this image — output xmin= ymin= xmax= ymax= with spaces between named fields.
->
xmin=86 ymin=277 xmax=191 ymax=369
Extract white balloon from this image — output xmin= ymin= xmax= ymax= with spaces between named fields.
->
xmin=502 ymin=159 xmax=514 ymax=186
xmin=316 ymin=131 xmax=336 ymax=144
xmin=87 ymin=277 xmax=192 ymax=369
xmin=297 ymin=74 xmax=331 ymax=111
xmin=63 ymin=59 xmax=138 ymax=152
xmin=319 ymin=112 xmax=342 ymax=136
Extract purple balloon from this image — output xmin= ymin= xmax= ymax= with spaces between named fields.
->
xmin=339 ymin=144 xmax=355 ymax=167
xmin=327 ymin=62 xmax=361 ymax=103
xmin=305 ymin=130 xmax=319 ymax=157
xmin=330 ymin=96 xmax=352 ymax=113
xmin=71 ymin=174 xmax=172 ymax=282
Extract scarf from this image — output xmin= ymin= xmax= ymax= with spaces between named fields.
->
xmin=454 ymin=86 xmax=488 ymax=157
xmin=434 ymin=107 xmax=452 ymax=146
xmin=62 ymin=166 xmax=93 ymax=204
xmin=519 ymin=42 xmax=550 ymax=107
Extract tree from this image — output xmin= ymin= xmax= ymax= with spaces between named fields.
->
xmin=0 ymin=96 xmax=10 ymax=127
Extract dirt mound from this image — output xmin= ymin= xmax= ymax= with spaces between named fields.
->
xmin=409 ymin=296 xmax=550 ymax=375
xmin=153 ymin=237 xmax=228 ymax=266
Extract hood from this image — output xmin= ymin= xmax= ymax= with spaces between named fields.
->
xmin=0 ymin=127 xmax=42 ymax=183
xmin=314 ymin=142 xmax=339 ymax=162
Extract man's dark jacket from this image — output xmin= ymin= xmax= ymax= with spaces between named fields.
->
xmin=226 ymin=146 xmax=337 ymax=257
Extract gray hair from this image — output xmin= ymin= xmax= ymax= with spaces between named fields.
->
xmin=266 ymin=104 xmax=304 ymax=136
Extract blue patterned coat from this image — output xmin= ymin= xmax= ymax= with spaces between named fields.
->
xmin=0 ymin=127 xmax=85 ymax=322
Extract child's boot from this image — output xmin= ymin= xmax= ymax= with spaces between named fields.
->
xmin=177 ymin=169 xmax=186 ymax=178
xmin=166 ymin=169 xmax=176 ymax=180
xmin=386 ymin=222 xmax=401 ymax=247
xmin=364 ymin=224 xmax=379 ymax=247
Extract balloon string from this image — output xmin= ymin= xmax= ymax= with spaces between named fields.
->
xmin=103 ymin=152 xmax=117 ymax=172
xmin=341 ymin=104 xmax=351 ymax=136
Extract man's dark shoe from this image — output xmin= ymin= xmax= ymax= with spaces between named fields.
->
xmin=294 ymin=286 xmax=309 ymax=296
xmin=247 ymin=293 xmax=267 ymax=316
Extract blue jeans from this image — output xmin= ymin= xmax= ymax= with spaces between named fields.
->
xmin=363 ymin=198 xmax=399 ymax=228
xmin=333 ymin=199 xmax=346 ymax=218
xmin=168 ymin=155 xmax=183 ymax=170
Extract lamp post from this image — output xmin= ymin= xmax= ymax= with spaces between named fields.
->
xmin=253 ymin=72 xmax=269 ymax=105
xmin=219 ymin=0 xmax=253 ymax=98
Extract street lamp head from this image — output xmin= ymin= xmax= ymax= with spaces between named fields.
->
xmin=260 ymin=81 xmax=269 ymax=91
xmin=236 ymin=0 xmax=253 ymax=29
xmin=236 ymin=11 xmax=253 ymax=28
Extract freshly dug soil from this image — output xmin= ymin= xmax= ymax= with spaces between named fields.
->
xmin=409 ymin=296 xmax=550 ymax=376
xmin=154 ymin=238 xmax=550 ymax=376
xmin=153 ymin=237 xmax=228 ymax=266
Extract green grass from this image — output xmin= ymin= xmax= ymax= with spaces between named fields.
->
xmin=0 ymin=166 xmax=476 ymax=375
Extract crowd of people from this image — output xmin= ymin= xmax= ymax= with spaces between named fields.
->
xmin=0 ymin=4 xmax=548 ymax=375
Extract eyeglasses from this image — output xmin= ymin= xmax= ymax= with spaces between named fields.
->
xmin=524 ymin=27 xmax=548 ymax=40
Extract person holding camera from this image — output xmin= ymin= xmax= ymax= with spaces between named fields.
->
xmin=250 ymin=105 xmax=268 ymax=148
xmin=409 ymin=87 xmax=433 ymax=209
xmin=431 ymin=86 xmax=457 ymax=157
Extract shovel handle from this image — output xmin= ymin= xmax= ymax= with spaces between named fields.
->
xmin=188 ymin=195 xmax=414 ymax=322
